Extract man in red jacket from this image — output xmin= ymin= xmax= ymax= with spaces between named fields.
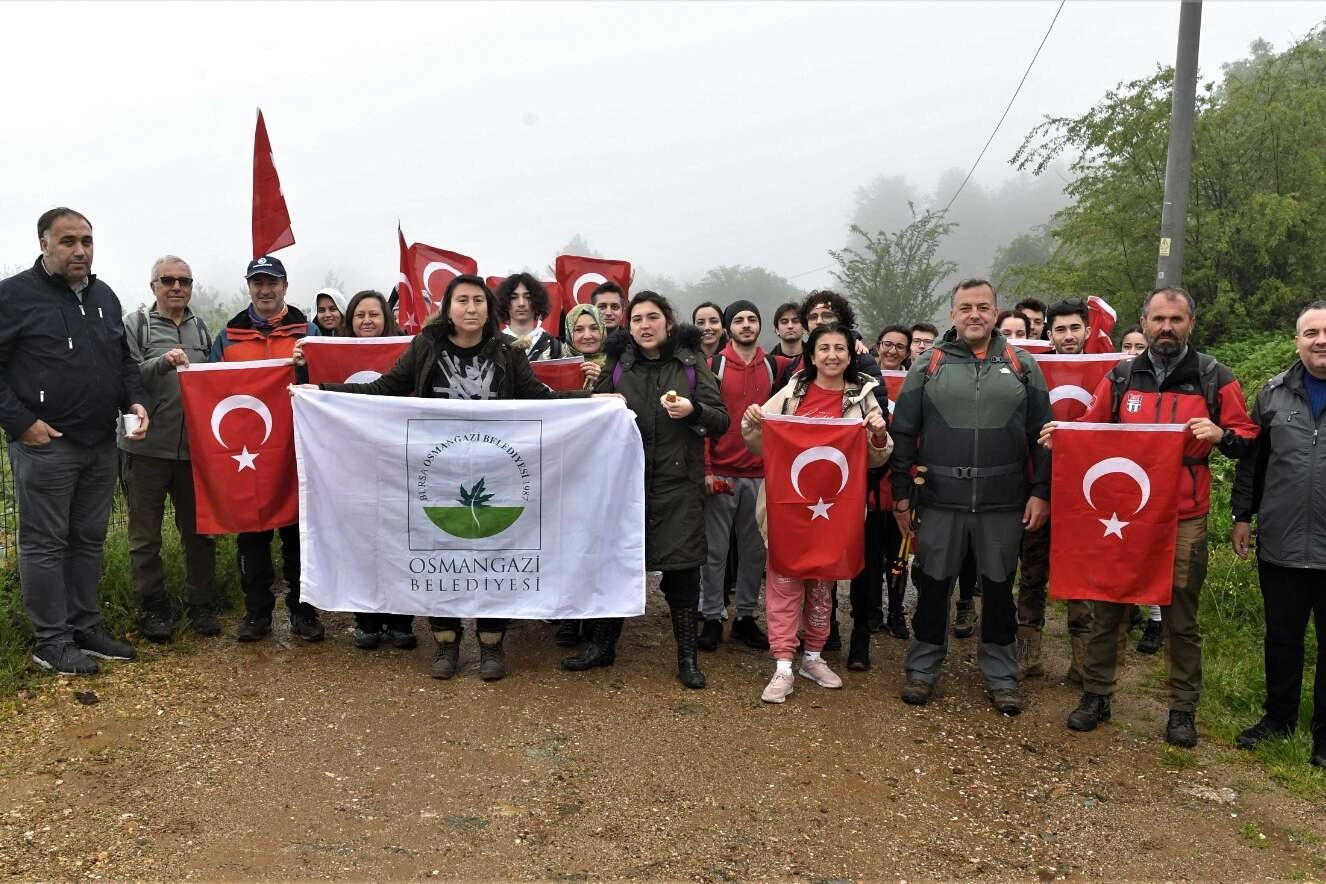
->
xmin=1053 ymin=286 xmax=1258 ymax=747
xmin=697 ymin=300 xmax=775 ymax=651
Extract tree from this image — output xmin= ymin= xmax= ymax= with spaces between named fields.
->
xmin=990 ymin=226 xmax=1057 ymax=294
xmin=557 ymin=234 xmax=600 ymax=258
xmin=673 ymin=265 xmax=804 ymax=338
xmin=188 ymin=284 xmax=248 ymax=334
xmin=828 ymin=207 xmax=957 ymax=334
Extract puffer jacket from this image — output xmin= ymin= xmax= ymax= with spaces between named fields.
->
xmin=741 ymin=373 xmax=892 ymax=542
xmin=1231 ymin=360 xmax=1326 ymax=569
xmin=889 ymin=329 xmax=1052 ymax=511
xmin=596 ymin=326 xmax=729 ymax=571
xmin=118 ymin=305 xmax=212 ymax=460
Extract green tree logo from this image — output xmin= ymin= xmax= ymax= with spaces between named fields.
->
xmin=426 ymin=474 xmax=525 ymax=539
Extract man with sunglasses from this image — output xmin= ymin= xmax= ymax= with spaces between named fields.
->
xmin=121 ymin=256 xmax=218 ymax=642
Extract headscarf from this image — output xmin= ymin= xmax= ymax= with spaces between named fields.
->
xmin=564 ymin=303 xmax=608 ymax=367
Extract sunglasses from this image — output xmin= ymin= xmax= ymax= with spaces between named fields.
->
xmin=156 ymin=276 xmax=193 ymax=288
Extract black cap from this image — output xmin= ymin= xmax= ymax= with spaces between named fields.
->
xmin=245 ymin=255 xmax=287 ymax=279
xmin=722 ymin=299 xmax=761 ymax=330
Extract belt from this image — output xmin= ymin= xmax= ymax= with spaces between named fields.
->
xmin=924 ymin=462 xmax=1024 ymax=479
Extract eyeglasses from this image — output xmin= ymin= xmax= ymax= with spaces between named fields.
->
xmin=156 ymin=276 xmax=193 ymax=288
xmin=879 ymin=341 xmax=909 ymax=351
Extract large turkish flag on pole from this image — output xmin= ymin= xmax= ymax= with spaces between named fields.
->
xmin=411 ymin=243 xmax=478 ymax=321
xmin=554 ymin=254 xmax=631 ymax=307
xmin=1049 ymin=422 xmax=1186 ymax=605
xmin=302 ymin=337 xmax=413 ymax=385
xmin=761 ymin=414 xmax=867 ymax=579
xmin=179 ymin=359 xmax=298 ymax=534
xmin=1035 ymin=353 xmax=1125 ymax=422
xmin=397 ymin=225 xmax=425 ymax=334
xmin=252 ymin=109 xmax=295 ymax=258
xmin=1085 ymin=295 xmax=1118 ymax=353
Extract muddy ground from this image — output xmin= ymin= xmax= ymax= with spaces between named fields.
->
xmin=1 ymin=584 xmax=1324 ymax=881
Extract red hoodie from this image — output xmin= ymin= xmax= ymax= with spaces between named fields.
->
xmin=706 ymin=342 xmax=776 ymax=478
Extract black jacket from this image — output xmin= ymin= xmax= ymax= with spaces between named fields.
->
xmin=0 ymin=257 xmax=147 ymax=446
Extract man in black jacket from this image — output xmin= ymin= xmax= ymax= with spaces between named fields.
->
xmin=0 ymin=208 xmax=149 ymax=675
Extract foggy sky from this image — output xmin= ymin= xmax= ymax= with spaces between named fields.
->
xmin=2 ymin=0 xmax=1321 ymax=310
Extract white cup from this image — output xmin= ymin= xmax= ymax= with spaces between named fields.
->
xmin=121 ymin=413 xmax=142 ymax=436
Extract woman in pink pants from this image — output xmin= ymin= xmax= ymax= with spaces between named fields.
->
xmin=741 ymin=323 xmax=892 ymax=703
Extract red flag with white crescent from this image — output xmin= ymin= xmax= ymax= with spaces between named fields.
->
xmin=1049 ymin=422 xmax=1186 ymax=605
xmin=881 ymin=370 xmax=907 ymax=417
xmin=529 ymin=356 xmax=585 ymax=392
xmin=1034 ymin=353 xmax=1126 ymax=422
xmin=397 ymin=226 xmax=425 ymax=334
xmin=1006 ymin=337 xmax=1054 ymax=354
xmin=1085 ymin=295 xmax=1118 ymax=353
xmin=554 ymin=254 xmax=631 ymax=306
xmin=411 ymin=243 xmax=478 ymax=321
xmin=302 ymin=337 xmax=413 ymax=385
xmin=252 ymin=109 xmax=295 ymax=258
xmin=178 ymin=359 xmax=298 ymax=534
xmin=761 ymin=414 xmax=867 ymax=579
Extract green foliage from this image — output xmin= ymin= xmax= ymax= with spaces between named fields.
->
xmin=829 ymin=209 xmax=958 ymax=333
xmin=1009 ymin=26 xmax=1326 ymax=342
xmin=458 ymin=478 xmax=494 ymax=509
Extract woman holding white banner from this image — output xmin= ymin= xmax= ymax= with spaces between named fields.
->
xmin=320 ymin=275 xmax=590 ymax=682
xmin=741 ymin=323 xmax=892 ymax=704
xmin=567 ymin=293 xmax=729 ymax=689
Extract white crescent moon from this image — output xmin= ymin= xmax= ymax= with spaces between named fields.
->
xmin=1050 ymin=385 xmax=1094 ymax=408
xmin=1082 ymin=457 xmax=1151 ymax=514
xmin=790 ymin=446 xmax=850 ymax=499
xmin=345 ymin=370 xmax=382 ymax=383
xmin=421 ymin=261 xmax=464 ymax=306
xmin=210 ymin=395 xmax=273 ymax=448
xmin=572 ymin=272 xmax=609 ymax=304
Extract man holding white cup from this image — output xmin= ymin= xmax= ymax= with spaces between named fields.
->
xmin=0 ymin=207 xmax=149 ymax=675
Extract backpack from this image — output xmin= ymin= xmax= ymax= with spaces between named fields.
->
xmin=711 ymin=351 xmax=779 ymax=398
xmin=923 ymin=341 xmax=1028 ymax=383
xmin=1108 ymin=353 xmax=1222 ymax=426
xmin=128 ymin=305 xmax=212 ymax=357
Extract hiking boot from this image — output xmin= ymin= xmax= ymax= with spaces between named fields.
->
xmin=386 ymin=628 xmax=417 ymax=650
xmin=761 ymin=668 xmax=795 ymax=704
xmin=731 ymin=616 xmax=769 ymax=650
xmin=798 ymin=656 xmax=843 ymax=689
xmin=554 ymin=620 xmax=581 ymax=648
xmin=823 ymin=618 xmax=842 ymax=651
xmin=32 ymin=642 xmax=99 ymax=676
xmin=237 ymin=614 xmax=272 ymax=643
xmin=847 ymin=626 xmax=871 ymax=671
xmin=885 ymin=612 xmax=910 ymax=640
xmin=290 ymin=610 xmax=325 ymax=642
xmin=1067 ymin=692 xmax=1111 ymax=732
xmin=1137 ymin=619 xmax=1163 ymax=655
xmin=1165 ymin=710 xmax=1199 ymax=748
xmin=900 ymin=676 xmax=934 ymax=706
xmin=953 ymin=599 xmax=976 ymax=639
xmin=478 ymin=633 xmax=507 ymax=681
xmin=353 ymin=627 xmax=383 ymax=650
xmin=431 ymin=631 xmax=460 ymax=679
xmin=73 ymin=627 xmax=136 ymax=661
xmin=867 ymin=612 xmax=885 ymax=634
xmin=989 ymin=687 xmax=1023 ymax=716
xmin=187 ymin=607 xmax=221 ymax=637
xmin=1017 ymin=625 xmax=1044 ymax=680
xmin=671 ymin=607 xmax=707 ymax=689
xmin=1129 ymin=605 xmax=1146 ymax=633
xmin=562 ymin=619 xmax=621 ymax=671
xmin=696 ymin=618 xmax=723 ymax=652
xmin=140 ymin=609 xmax=174 ymax=644
xmin=1235 ymin=715 xmax=1293 ymax=750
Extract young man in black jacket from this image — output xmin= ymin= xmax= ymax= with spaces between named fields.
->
xmin=0 ymin=208 xmax=149 ymax=675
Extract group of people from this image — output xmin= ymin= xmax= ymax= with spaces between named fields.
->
xmin=1 ymin=206 xmax=1322 ymax=769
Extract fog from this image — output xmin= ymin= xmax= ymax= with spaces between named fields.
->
xmin=1 ymin=0 xmax=1320 ymax=323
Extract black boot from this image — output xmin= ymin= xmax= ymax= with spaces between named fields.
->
xmin=1067 ymin=691 xmax=1112 ymax=732
xmin=562 ymin=619 xmax=622 ymax=671
xmin=671 ymin=607 xmax=706 ymax=689
xmin=847 ymin=625 xmax=871 ymax=671
xmin=554 ymin=620 xmax=581 ymax=648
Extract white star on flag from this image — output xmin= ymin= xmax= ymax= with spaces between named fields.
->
xmin=1098 ymin=511 xmax=1129 ymax=539
xmin=232 ymin=446 xmax=259 ymax=471
xmin=807 ymin=497 xmax=833 ymax=520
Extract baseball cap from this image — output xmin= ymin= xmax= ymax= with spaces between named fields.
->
xmin=245 ymin=255 xmax=287 ymax=279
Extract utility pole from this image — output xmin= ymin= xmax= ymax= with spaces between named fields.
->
xmin=1155 ymin=0 xmax=1202 ymax=289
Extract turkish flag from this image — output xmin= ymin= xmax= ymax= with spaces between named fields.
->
xmin=1035 ymin=353 xmax=1125 ymax=422
xmin=554 ymin=254 xmax=631 ymax=306
xmin=761 ymin=414 xmax=867 ymax=579
xmin=530 ymin=356 xmax=585 ymax=392
xmin=178 ymin=359 xmax=298 ymax=534
xmin=410 ymin=243 xmax=478 ymax=322
xmin=252 ymin=109 xmax=294 ymax=258
xmin=881 ymin=370 xmax=907 ymax=417
xmin=302 ymin=337 xmax=413 ymax=385
xmin=1007 ymin=337 xmax=1054 ymax=354
xmin=1085 ymin=295 xmax=1117 ymax=353
xmin=397 ymin=226 xmax=426 ymax=334
xmin=1049 ymin=422 xmax=1186 ymax=605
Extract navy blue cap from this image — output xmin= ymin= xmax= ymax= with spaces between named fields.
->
xmin=245 ymin=255 xmax=287 ymax=279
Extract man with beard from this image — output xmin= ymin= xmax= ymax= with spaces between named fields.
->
xmin=697 ymin=300 xmax=776 ymax=651
xmin=1049 ymin=286 xmax=1258 ymax=746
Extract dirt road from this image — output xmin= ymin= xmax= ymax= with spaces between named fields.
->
xmin=2 ymin=591 xmax=1323 ymax=881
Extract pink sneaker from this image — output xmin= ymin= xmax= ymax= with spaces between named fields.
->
xmin=761 ymin=668 xmax=795 ymax=703
xmin=798 ymin=656 xmax=843 ymax=689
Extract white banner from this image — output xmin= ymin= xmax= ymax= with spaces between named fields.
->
xmin=292 ymin=389 xmax=646 ymax=618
